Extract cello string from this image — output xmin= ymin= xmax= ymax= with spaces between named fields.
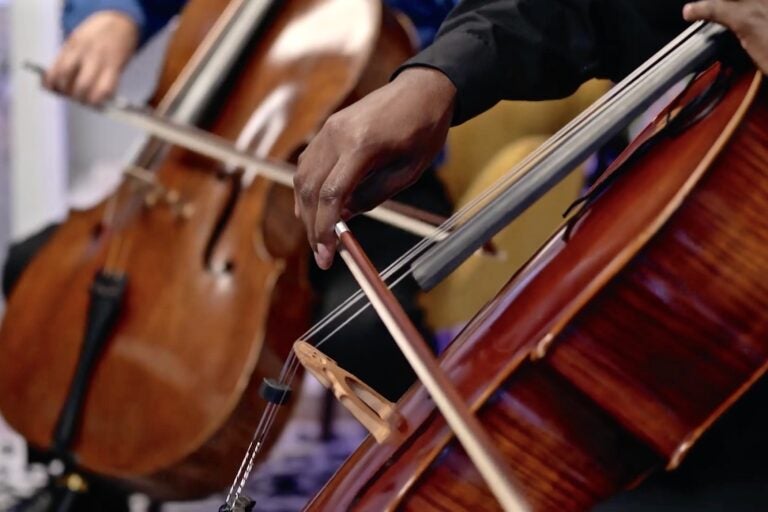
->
xmin=282 ymin=21 xmax=712 ymax=405
xmin=103 ymin=182 xmax=144 ymax=272
xmin=230 ymin=67 xmax=692 ymax=505
xmin=104 ymin=22 xmax=715 ymax=278
xmin=225 ymin=400 xmax=280 ymax=506
xmin=226 ymin=23 xmax=710 ymax=503
xmin=278 ymin=20 xmax=710 ymax=356
xmin=253 ymin=20 xmax=713 ymax=410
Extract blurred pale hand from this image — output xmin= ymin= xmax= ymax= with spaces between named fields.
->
xmin=44 ymin=11 xmax=139 ymax=106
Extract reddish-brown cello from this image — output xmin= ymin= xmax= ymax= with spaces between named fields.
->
xmin=304 ymin=45 xmax=768 ymax=512
xmin=0 ymin=0 xmax=416 ymax=500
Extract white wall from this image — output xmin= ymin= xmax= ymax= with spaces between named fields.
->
xmin=0 ymin=0 xmax=10 ymax=311
xmin=8 ymin=0 xmax=68 ymax=240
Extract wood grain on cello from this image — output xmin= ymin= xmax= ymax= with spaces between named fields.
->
xmin=306 ymin=67 xmax=768 ymax=511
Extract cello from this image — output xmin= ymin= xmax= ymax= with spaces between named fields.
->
xmin=0 ymin=0 xmax=422 ymax=500
xmin=210 ymin=22 xmax=768 ymax=510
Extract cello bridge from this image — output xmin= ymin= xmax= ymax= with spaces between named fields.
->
xmin=293 ymin=340 xmax=405 ymax=444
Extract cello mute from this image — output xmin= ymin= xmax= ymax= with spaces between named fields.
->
xmin=259 ymin=378 xmax=292 ymax=406
xmin=293 ymin=341 xmax=405 ymax=444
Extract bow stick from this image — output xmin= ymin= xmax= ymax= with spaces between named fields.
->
xmin=24 ymin=63 xmax=453 ymax=243
xmin=333 ymin=220 xmax=528 ymax=512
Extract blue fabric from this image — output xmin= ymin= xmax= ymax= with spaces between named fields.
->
xmin=62 ymin=0 xmax=188 ymax=45
xmin=386 ymin=0 xmax=457 ymax=47
xmin=63 ymin=0 xmax=457 ymax=49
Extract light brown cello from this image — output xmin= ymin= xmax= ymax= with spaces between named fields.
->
xmin=0 ymin=0 xmax=419 ymax=500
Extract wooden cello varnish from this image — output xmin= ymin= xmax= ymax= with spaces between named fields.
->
xmin=305 ymin=66 xmax=768 ymax=511
xmin=0 ymin=0 xmax=416 ymax=500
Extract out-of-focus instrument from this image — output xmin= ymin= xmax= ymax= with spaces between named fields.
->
xmin=0 ymin=0 xmax=420 ymax=500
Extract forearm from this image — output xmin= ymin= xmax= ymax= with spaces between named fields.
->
xmin=398 ymin=0 xmax=688 ymax=124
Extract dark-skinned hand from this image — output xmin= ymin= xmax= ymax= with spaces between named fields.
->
xmin=684 ymin=0 xmax=768 ymax=74
xmin=296 ymin=2 xmax=768 ymax=271
xmin=293 ymin=66 xmax=457 ymax=269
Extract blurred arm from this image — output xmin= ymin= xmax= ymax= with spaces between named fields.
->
xmin=47 ymin=0 xmax=187 ymax=105
xmin=63 ymin=0 xmax=188 ymax=44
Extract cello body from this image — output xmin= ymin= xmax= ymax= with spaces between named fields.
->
xmin=307 ymin=66 xmax=768 ymax=510
xmin=0 ymin=0 xmax=415 ymax=500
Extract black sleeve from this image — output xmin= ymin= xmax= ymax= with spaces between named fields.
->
xmin=396 ymin=0 xmax=688 ymax=124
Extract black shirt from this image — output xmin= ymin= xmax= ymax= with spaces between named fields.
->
xmin=399 ymin=0 xmax=688 ymax=124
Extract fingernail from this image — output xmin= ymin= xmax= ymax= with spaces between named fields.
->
xmin=315 ymin=243 xmax=333 ymax=269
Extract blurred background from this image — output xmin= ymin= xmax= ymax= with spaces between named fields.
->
xmin=1 ymin=0 xmax=10 ymax=312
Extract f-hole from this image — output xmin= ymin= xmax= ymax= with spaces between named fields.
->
xmin=203 ymin=170 xmax=242 ymax=274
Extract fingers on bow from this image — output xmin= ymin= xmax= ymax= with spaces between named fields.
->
xmin=294 ymin=140 xmax=370 ymax=270
xmin=45 ymin=44 xmax=81 ymax=95
xmin=88 ymin=66 xmax=119 ymax=106
xmin=684 ymin=0 xmax=749 ymax=33
xmin=44 ymin=47 xmax=118 ymax=106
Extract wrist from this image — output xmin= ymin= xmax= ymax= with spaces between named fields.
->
xmin=395 ymin=66 xmax=457 ymax=119
xmin=396 ymin=66 xmax=456 ymax=93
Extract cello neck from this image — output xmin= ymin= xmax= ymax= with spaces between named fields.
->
xmin=411 ymin=22 xmax=729 ymax=291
